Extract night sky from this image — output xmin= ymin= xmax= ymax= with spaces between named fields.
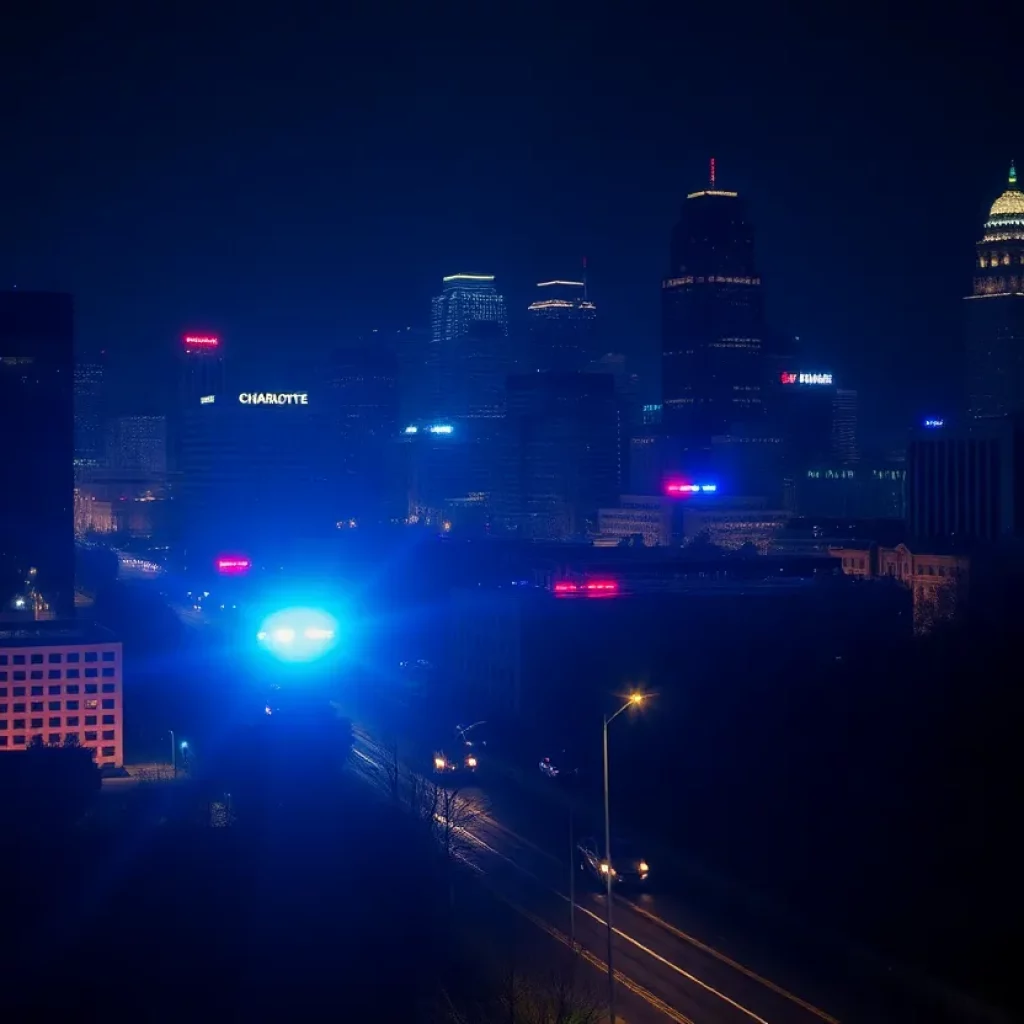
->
xmin=2 ymin=5 xmax=1019 ymax=444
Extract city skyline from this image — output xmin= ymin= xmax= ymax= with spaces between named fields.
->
xmin=4 ymin=8 xmax=1021 ymax=446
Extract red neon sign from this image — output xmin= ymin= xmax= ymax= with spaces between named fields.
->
xmin=215 ymin=556 xmax=251 ymax=575
xmin=184 ymin=335 xmax=219 ymax=348
xmin=780 ymin=372 xmax=797 ymax=385
xmin=554 ymin=580 xmax=619 ymax=596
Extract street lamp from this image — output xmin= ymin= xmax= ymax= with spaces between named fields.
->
xmin=602 ymin=692 xmax=646 ymax=1024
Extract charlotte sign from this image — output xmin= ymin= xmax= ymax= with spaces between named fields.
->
xmin=239 ymin=392 xmax=309 ymax=406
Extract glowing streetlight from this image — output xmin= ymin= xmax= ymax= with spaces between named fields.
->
xmin=602 ymin=691 xmax=648 ymax=1024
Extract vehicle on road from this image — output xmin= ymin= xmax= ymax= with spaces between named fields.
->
xmin=455 ymin=721 xmax=489 ymax=753
xmin=577 ymin=836 xmax=650 ymax=888
xmin=433 ymin=749 xmax=478 ymax=775
xmin=538 ymin=750 xmax=578 ymax=782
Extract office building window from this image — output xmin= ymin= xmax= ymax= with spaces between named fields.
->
xmin=30 ymin=718 xmax=43 ymax=729
xmin=66 ymin=716 xmax=79 ymax=727
xmin=48 ymin=653 xmax=62 ymax=664
xmin=67 ymin=653 xmax=79 ymax=663
xmin=102 ymin=730 xmax=115 ymax=741
xmin=102 ymin=715 xmax=115 ymax=725
xmin=30 ymin=654 xmax=43 ymax=664
xmin=66 ymin=669 xmax=79 ymax=679
xmin=84 ymin=731 xmax=97 ymax=741
xmin=66 ymin=685 xmax=79 ymax=694
xmin=101 ymin=683 xmax=115 ymax=693
xmin=101 ymin=668 xmax=115 ymax=678
xmin=84 ymin=668 xmax=98 ymax=679
xmin=84 ymin=652 xmax=98 ymax=663
xmin=101 ymin=746 xmax=116 ymax=758
xmin=85 ymin=684 xmax=97 ymax=694
xmin=102 ymin=699 xmax=115 ymax=710
xmin=49 ymin=717 xmax=60 ymax=728
xmin=102 ymin=651 xmax=115 ymax=662
xmin=48 ymin=670 xmax=61 ymax=680
xmin=49 ymin=734 xmax=60 ymax=745
xmin=85 ymin=715 xmax=97 ymax=726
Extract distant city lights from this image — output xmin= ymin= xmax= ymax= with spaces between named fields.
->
xmin=215 ymin=556 xmax=251 ymax=575
xmin=554 ymin=580 xmax=619 ymax=596
xmin=923 ymin=418 xmax=945 ymax=428
xmin=200 ymin=395 xmax=215 ymax=404
xmin=428 ymin=424 xmax=454 ymax=434
xmin=404 ymin=425 xmax=418 ymax=434
xmin=665 ymin=482 xmax=718 ymax=495
xmin=781 ymin=371 xmax=833 ymax=386
xmin=184 ymin=335 xmax=219 ymax=347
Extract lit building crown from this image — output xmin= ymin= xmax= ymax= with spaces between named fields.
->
xmin=985 ymin=162 xmax=1024 ymax=226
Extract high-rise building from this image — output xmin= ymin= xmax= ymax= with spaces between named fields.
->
xmin=105 ymin=416 xmax=168 ymax=478
xmin=661 ymin=161 xmax=765 ymax=441
xmin=429 ymin=274 xmax=508 ymax=419
xmin=907 ymin=417 xmax=1024 ymax=543
xmin=831 ymin=388 xmax=859 ymax=464
xmin=0 ymin=291 xmax=75 ymax=619
xmin=328 ymin=347 xmax=401 ymax=520
xmin=497 ymin=373 xmax=619 ymax=540
xmin=965 ymin=163 xmax=1024 ymax=419
xmin=180 ymin=332 xmax=225 ymax=406
xmin=73 ymin=357 xmax=106 ymax=475
xmin=179 ymin=375 xmax=340 ymax=559
xmin=528 ymin=279 xmax=597 ymax=373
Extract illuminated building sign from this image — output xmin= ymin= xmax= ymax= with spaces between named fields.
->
xmin=215 ymin=556 xmax=251 ymax=575
xmin=238 ymin=393 xmax=309 ymax=406
xmin=404 ymin=425 xmax=418 ymax=434
xmin=923 ymin=418 xmax=945 ymax=428
xmin=200 ymin=395 xmax=216 ymax=405
xmin=184 ymin=335 xmax=219 ymax=347
xmin=554 ymin=580 xmax=619 ymax=596
xmin=665 ymin=482 xmax=718 ymax=495
xmin=781 ymin=372 xmax=833 ymax=386
xmin=427 ymin=424 xmax=453 ymax=434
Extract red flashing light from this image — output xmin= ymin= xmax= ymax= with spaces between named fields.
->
xmin=780 ymin=372 xmax=797 ymax=385
xmin=184 ymin=335 xmax=219 ymax=348
xmin=554 ymin=580 xmax=619 ymax=596
xmin=215 ymin=556 xmax=251 ymax=575
xmin=665 ymin=482 xmax=699 ymax=494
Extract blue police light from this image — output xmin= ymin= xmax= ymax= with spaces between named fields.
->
xmin=923 ymin=418 xmax=944 ymax=428
xmin=256 ymin=607 xmax=340 ymax=662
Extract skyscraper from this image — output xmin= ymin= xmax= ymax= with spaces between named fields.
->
xmin=0 ymin=291 xmax=75 ymax=618
xmin=105 ymin=416 xmax=168 ymax=477
xmin=180 ymin=332 xmax=225 ymax=407
xmin=429 ymin=274 xmax=508 ymax=419
xmin=73 ymin=356 xmax=106 ymax=475
xmin=528 ymin=279 xmax=597 ymax=373
xmin=661 ymin=161 xmax=765 ymax=441
xmin=965 ymin=162 xmax=1024 ymax=419
xmin=328 ymin=347 xmax=401 ymax=520
xmin=497 ymin=373 xmax=619 ymax=540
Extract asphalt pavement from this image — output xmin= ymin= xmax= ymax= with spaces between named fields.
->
xmin=348 ymin=725 xmax=843 ymax=1024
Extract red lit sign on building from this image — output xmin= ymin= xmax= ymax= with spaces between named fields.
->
xmin=215 ymin=556 xmax=251 ymax=575
xmin=184 ymin=335 xmax=219 ymax=347
xmin=553 ymin=580 xmax=619 ymax=596
xmin=780 ymin=372 xmax=798 ymax=384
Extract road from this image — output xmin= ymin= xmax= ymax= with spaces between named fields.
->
xmin=346 ymin=723 xmax=846 ymax=1024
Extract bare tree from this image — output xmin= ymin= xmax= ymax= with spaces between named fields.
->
xmin=382 ymin=735 xmax=401 ymax=802
xmin=438 ymin=966 xmax=603 ymax=1024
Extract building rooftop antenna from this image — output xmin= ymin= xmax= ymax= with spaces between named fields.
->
xmin=710 ymin=157 xmax=716 ymax=188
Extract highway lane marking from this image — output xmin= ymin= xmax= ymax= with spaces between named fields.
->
xmin=477 ymin=879 xmax=694 ymax=1024
xmin=623 ymin=900 xmax=840 ymax=1023
xmin=350 ymin=741 xmax=789 ymax=1024
xmin=571 ymin=901 xmax=770 ymax=1023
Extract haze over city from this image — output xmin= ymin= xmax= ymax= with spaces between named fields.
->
xmin=2 ymin=6 xmax=1022 ymax=1023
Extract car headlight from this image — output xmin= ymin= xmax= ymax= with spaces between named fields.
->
xmin=434 ymin=757 xmax=446 ymax=769
xmin=639 ymin=861 xmax=649 ymax=874
xmin=466 ymin=756 xmax=477 ymax=767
